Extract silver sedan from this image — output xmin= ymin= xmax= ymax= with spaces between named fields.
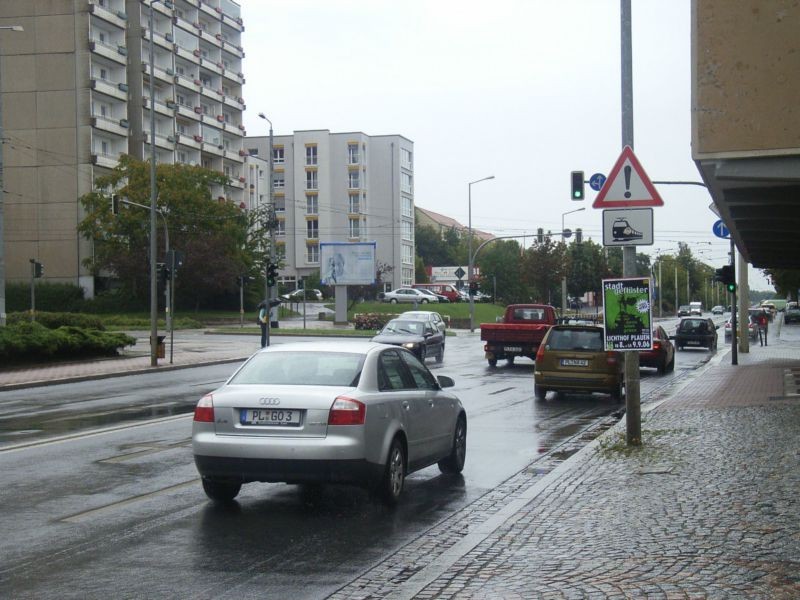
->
xmin=192 ymin=341 xmax=467 ymax=505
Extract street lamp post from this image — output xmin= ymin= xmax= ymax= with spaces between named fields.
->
xmin=0 ymin=25 xmax=25 ymax=327
xmin=468 ymin=175 xmax=495 ymax=333
xmin=258 ymin=112 xmax=276 ymax=342
xmin=148 ymin=0 xmax=162 ymax=366
xmin=561 ymin=207 xmax=585 ymax=314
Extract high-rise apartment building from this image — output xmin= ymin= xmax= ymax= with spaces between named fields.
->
xmin=0 ymin=0 xmax=247 ymax=297
xmin=246 ymin=130 xmax=415 ymax=291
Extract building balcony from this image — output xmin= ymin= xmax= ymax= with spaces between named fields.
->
xmin=88 ymin=2 xmax=127 ymax=29
xmin=202 ymin=142 xmax=225 ymax=157
xmin=222 ymin=13 xmax=244 ymax=33
xmin=176 ymin=133 xmax=202 ymax=150
xmin=221 ymin=68 xmax=245 ymax=86
xmin=221 ymin=39 xmax=244 ymax=59
xmin=199 ymin=2 xmax=220 ymax=20
xmin=198 ymin=56 xmax=223 ymax=76
xmin=90 ymin=79 xmax=128 ymax=102
xmin=144 ymin=132 xmax=177 ymax=151
xmin=174 ymin=45 xmax=200 ymax=65
xmin=89 ymin=39 xmax=127 ymax=65
xmin=174 ymin=73 xmax=201 ymax=93
xmin=91 ymin=152 xmax=121 ymax=169
xmin=142 ymin=97 xmax=176 ymax=118
xmin=175 ymin=103 xmax=201 ymax=122
xmin=200 ymin=85 xmax=224 ymax=103
xmin=223 ymin=148 xmax=244 ymax=163
xmin=91 ymin=115 xmax=129 ymax=138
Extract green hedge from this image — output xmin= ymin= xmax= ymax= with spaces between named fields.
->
xmin=0 ymin=321 xmax=135 ymax=365
xmin=6 ymin=282 xmax=86 ymax=312
xmin=7 ymin=311 xmax=106 ymax=330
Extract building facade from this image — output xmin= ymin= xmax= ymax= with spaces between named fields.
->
xmin=0 ymin=0 xmax=248 ymax=297
xmin=246 ymin=130 xmax=415 ymax=291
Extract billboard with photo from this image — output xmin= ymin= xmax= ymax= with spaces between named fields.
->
xmin=320 ymin=242 xmax=377 ymax=286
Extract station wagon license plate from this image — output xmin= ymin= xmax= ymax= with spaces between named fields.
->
xmin=561 ymin=358 xmax=589 ymax=367
xmin=240 ymin=408 xmax=301 ymax=426
xmin=504 ymin=346 xmax=522 ymax=353
xmin=687 ymin=341 xmax=700 ymax=345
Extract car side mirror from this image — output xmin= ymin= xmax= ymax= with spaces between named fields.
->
xmin=668 ymin=335 xmax=675 ymax=340
xmin=437 ymin=375 xmax=455 ymax=388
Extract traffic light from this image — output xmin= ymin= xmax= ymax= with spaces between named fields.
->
xmin=111 ymin=194 xmax=120 ymax=215
xmin=575 ymin=228 xmax=583 ymax=243
xmin=266 ymin=262 xmax=278 ymax=287
xmin=33 ymin=261 xmax=43 ymax=278
xmin=571 ymin=171 xmax=585 ymax=200
xmin=158 ymin=263 xmax=170 ymax=285
xmin=536 ymin=228 xmax=544 ymax=244
xmin=714 ymin=265 xmax=735 ymax=292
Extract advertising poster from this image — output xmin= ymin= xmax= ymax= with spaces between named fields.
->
xmin=602 ymin=277 xmax=653 ymax=351
xmin=319 ymin=242 xmax=377 ymax=286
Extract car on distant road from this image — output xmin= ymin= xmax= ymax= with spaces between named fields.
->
xmin=673 ymin=317 xmax=718 ymax=351
xmin=784 ymin=302 xmax=800 ymax=324
xmin=639 ymin=325 xmax=675 ymax=374
xmin=677 ymin=305 xmax=691 ymax=317
xmin=724 ymin=315 xmax=758 ymax=341
xmin=533 ymin=325 xmax=624 ymax=401
xmin=381 ymin=287 xmax=439 ymax=304
xmin=281 ymin=288 xmax=323 ymax=302
xmin=372 ymin=317 xmax=446 ymax=362
xmin=192 ymin=341 xmax=466 ymax=505
xmin=399 ymin=310 xmax=448 ymax=335
xmin=711 ymin=305 xmax=725 ymax=315
xmin=417 ymin=287 xmax=450 ymax=303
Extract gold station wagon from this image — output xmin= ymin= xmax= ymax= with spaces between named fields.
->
xmin=533 ymin=325 xmax=624 ymax=401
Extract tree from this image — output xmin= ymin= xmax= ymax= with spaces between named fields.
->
xmin=566 ymin=239 xmax=608 ymax=302
xmin=476 ymin=239 xmax=526 ymax=304
xmin=523 ymin=237 xmax=565 ymax=304
xmin=78 ymin=155 xmax=266 ymax=310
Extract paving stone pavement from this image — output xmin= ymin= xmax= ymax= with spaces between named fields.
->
xmin=327 ymin=327 xmax=800 ymax=599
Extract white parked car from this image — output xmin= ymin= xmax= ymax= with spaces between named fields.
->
xmin=192 ymin=341 xmax=466 ymax=505
xmin=280 ymin=288 xmax=323 ymax=302
xmin=381 ymin=287 xmax=439 ymax=304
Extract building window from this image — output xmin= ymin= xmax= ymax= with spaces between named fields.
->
xmin=401 ymin=148 xmax=413 ymax=170
xmin=307 ymin=244 xmax=319 ymax=263
xmin=348 ymin=171 xmax=360 ymax=189
xmin=348 ymin=192 xmax=360 ymax=214
xmin=401 ymin=196 xmax=413 ymax=218
xmin=306 ymin=170 xmax=318 ymax=190
xmin=402 ymin=220 xmax=413 ymax=241
xmin=306 ymin=195 xmax=318 ymax=214
xmin=177 ymin=151 xmax=187 ymax=163
xmin=402 ymin=267 xmax=413 ymax=287
xmin=305 ymin=145 xmax=317 ymax=166
xmin=307 ymin=220 xmax=319 ymax=239
xmin=402 ymin=244 xmax=413 ymax=265
xmin=273 ymin=147 xmax=284 ymax=164
xmin=276 ymin=221 xmax=285 ymax=236
xmin=349 ymin=218 xmax=360 ymax=238
xmin=348 ymin=144 xmax=359 ymax=164
xmin=401 ymin=172 xmax=413 ymax=194
xmin=273 ymin=173 xmax=285 ymax=189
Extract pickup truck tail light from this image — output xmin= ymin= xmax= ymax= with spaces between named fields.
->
xmin=652 ymin=340 xmax=661 ymax=350
xmin=605 ymin=352 xmax=619 ymax=366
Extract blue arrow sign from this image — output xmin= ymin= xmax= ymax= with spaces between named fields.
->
xmin=589 ymin=173 xmax=606 ymax=192
xmin=712 ymin=219 xmax=730 ymax=239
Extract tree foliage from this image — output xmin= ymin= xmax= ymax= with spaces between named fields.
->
xmin=78 ymin=156 xmax=269 ymax=310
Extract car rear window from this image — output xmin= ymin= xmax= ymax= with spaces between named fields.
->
xmin=513 ymin=308 xmax=546 ymax=321
xmin=547 ymin=329 xmax=604 ymax=351
xmin=230 ymin=352 xmax=364 ymax=386
xmin=679 ymin=319 xmax=709 ymax=333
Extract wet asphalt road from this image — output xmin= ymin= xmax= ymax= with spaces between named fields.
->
xmin=0 ymin=325 xmax=716 ymax=599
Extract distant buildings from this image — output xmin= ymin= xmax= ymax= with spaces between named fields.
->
xmin=0 ymin=0 xmax=248 ymax=297
xmin=245 ymin=131 xmax=415 ymax=291
xmin=415 ymin=206 xmax=494 ymax=243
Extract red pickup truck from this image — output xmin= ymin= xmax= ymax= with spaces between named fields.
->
xmin=481 ymin=304 xmax=558 ymax=366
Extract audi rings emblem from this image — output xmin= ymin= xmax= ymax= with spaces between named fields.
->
xmin=258 ymin=397 xmax=281 ymax=406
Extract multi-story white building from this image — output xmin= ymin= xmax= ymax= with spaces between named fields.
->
xmin=0 ymin=0 xmax=247 ymax=297
xmin=245 ymin=130 xmax=415 ymax=291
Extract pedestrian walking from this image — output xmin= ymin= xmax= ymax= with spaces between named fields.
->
xmin=257 ymin=300 xmax=269 ymax=348
xmin=757 ymin=310 xmax=769 ymax=346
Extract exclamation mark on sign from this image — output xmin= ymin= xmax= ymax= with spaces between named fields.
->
xmin=623 ymin=165 xmax=632 ymax=198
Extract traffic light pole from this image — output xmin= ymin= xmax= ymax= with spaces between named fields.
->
xmin=730 ymin=238 xmax=737 ymax=365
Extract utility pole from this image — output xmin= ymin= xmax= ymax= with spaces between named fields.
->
xmin=621 ymin=0 xmax=641 ymax=445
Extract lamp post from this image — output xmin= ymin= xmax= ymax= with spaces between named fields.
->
xmin=0 ymin=25 xmax=24 ymax=327
xmin=147 ymin=0 xmax=162 ymax=366
xmin=561 ymin=207 xmax=585 ymax=314
xmin=258 ymin=112 xmax=276 ymax=342
xmin=468 ymin=175 xmax=495 ymax=333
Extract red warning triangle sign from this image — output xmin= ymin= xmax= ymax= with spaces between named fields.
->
xmin=593 ymin=146 xmax=664 ymax=208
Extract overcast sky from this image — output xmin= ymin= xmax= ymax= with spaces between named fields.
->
xmin=238 ymin=0 xmax=773 ymax=291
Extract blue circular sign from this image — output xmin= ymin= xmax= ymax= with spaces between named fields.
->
xmin=589 ymin=172 xmax=606 ymax=191
xmin=712 ymin=219 xmax=730 ymax=239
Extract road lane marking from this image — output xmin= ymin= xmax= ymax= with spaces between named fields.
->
xmin=98 ymin=438 xmax=192 ymax=463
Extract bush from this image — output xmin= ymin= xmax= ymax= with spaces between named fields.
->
xmin=354 ymin=313 xmax=393 ymax=330
xmin=6 ymin=282 xmax=86 ymax=312
xmin=7 ymin=311 xmax=106 ymax=330
xmin=0 ymin=321 xmax=135 ymax=365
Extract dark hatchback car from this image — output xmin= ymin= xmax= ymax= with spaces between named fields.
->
xmin=639 ymin=325 xmax=675 ymax=374
xmin=371 ymin=318 xmax=445 ymax=362
xmin=673 ymin=317 xmax=718 ymax=351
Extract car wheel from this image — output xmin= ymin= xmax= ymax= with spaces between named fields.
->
xmin=488 ymin=358 xmax=497 ymax=367
xmin=534 ymin=385 xmax=547 ymax=400
xmin=657 ymin=358 xmax=666 ymax=375
xmin=390 ymin=298 xmax=398 ymax=304
xmin=421 ymin=298 xmax=429 ymax=304
xmin=419 ymin=346 xmax=427 ymax=361
xmin=438 ymin=416 xmax=467 ymax=474
xmin=611 ymin=381 xmax=624 ymax=402
xmin=667 ymin=355 xmax=675 ymax=372
xmin=379 ymin=437 xmax=405 ymax=506
xmin=201 ymin=478 xmax=241 ymax=502
xmin=506 ymin=355 xmax=515 ymax=365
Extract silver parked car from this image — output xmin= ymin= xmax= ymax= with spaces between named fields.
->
xmin=192 ymin=341 xmax=466 ymax=505
xmin=381 ymin=287 xmax=439 ymax=304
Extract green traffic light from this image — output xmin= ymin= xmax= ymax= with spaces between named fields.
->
xmin=727 ymin=283 xmax=736 ymax=293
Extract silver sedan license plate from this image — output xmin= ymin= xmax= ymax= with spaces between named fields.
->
xmin=561 ymin=358 xmax=588 ymax=367
xmin=241 ymin=408 xmax=302 ymax=426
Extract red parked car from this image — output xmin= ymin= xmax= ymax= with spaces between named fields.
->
xmin=639 ymin=325 xmax=675 ymax=374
